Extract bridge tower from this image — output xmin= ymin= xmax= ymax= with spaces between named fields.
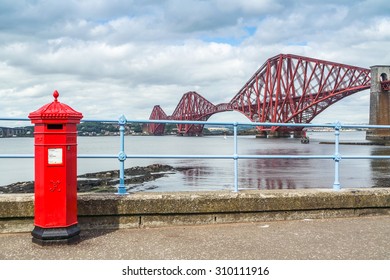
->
xmin=366 ymin=65 xmax=390 ymax=141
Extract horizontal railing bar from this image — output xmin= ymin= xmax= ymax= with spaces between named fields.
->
xmin=3 ymin=154 xmax=390 ymax=160
xmin=0 ymin=117 xmax=29 ymax=122
xmin=342 ymin=155 xmax=390 ymax=159
xmin=125 ymin=155 xmax=336 ymax=160
xmin=100 ymin=119 xmax=390 ymax=129
xmin=0 ymin=154 xmax=34 ymax=158
xmin=112 ymin=119 xmax=340 ymax=128
xmin=4 ymin=116 xmax=390 ymax=130
xmin=82 ymin=119 xmax=121 ymax=123
xmin=237 ymin=155 xmax=334 ymax=159
xmin=78 ymin=154 xmax=118 ymax=159
xmin=126 ymin=155 xmax=232 ymax=159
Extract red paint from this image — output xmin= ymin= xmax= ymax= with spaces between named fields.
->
xmin=28 ymin=90 xmax=83 ymax=229
xmin=148 ymin=54 xmax=371 ymax=136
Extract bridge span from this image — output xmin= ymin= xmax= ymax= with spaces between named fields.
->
xmin=148 ymin=54 xmax=378 ymax=137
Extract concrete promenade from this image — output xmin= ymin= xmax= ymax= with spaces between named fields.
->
xmin=1 ymin=188 xmax=390 ymax=260
xmin=2 ymin=189 xmax=390 ymax=234
xmin=1 ymin=215 xmax=389 ymax=260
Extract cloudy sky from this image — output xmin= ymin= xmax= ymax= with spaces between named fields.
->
xmin=1 ymin=0 xmax=389 ymax=125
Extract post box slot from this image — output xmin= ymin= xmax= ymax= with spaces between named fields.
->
xmin=47 ymin=124 xmax=63 ymax=130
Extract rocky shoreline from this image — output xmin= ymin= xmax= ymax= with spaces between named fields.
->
xmin=0 ymin=164 xmax=186 ymax=194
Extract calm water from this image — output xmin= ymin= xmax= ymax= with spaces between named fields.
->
xmin=1 ymin=131 xmax=390 ymax=192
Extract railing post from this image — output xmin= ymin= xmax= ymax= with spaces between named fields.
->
xmin=117 ymin=115 xmax=128 ymax=195
xmin=233 ymin=122 xmax=239 ymax=192
xmin=333 ymin=121 xmax=342 ymax=190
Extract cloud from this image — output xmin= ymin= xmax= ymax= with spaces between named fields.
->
xmin=0 ymin=0 xmax=389 ymax=125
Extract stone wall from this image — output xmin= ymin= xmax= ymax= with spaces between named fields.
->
xmin=1 ymin=189 xmax=390 ymax=233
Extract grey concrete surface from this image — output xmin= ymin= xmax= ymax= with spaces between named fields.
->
xmin=1 ymin=215 xmax=389 ymax=260
xmin=2 ymin=189 xmax=390 ymax=234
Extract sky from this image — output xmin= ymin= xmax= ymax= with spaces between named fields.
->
xmin=1 ymin=0 xmax=390 ymax=126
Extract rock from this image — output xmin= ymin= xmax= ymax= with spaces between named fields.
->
xmin=0 ymin=164 xmax=190 ymax=194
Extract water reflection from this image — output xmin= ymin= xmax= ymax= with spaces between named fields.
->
xmin=176 ymin=150 xmax=336 ymax=191
xmin=238 ymin=158 xmax=333 ymax=190
xmin=2 ymin=132 xmax=390 ymax=191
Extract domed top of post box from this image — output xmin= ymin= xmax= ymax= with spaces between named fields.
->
xmin=28 ymin=90 xmax=83 ymax=123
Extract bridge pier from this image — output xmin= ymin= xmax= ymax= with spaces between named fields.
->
xmin=366 ymin=65 xmax=390 ymax=142
xmin=255 ymin=130 xmax=306 ymax=139
xmin=267 ymin=131 xmax=292 ymax=138
xmin=293 ymin=131 xmax=306 ymax=139
xmin=255 ymin=131 xmax=268 ymax=138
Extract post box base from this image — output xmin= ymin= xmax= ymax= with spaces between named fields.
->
xmin=31 ymin=224 xmax=80 ymax=246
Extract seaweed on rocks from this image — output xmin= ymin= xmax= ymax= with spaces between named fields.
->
xmin=0 ymin=164 xmax=187 ymax=194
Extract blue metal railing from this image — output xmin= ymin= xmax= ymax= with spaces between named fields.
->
xmin=2 ymin=116 xmax=390 ymax=194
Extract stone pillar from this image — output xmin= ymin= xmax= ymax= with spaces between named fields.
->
xmin=255 ymin=131 xmax=268 ymax=138
xmin=366 ymin=65 xmax=390 ymax=141
xmin=293 ymin=130 xmax=305 ymax=139
xmin=267 ymin=131 xmax=291 ymax=138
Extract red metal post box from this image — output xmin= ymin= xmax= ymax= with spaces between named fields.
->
xmin=28 ymin=90 xmax=83 ymax=245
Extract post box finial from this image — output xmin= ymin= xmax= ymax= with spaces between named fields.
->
xmin=53 ymin=90 xmax=59 ymax=102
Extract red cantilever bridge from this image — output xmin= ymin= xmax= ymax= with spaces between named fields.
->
xmin=148 ymin=53 xmax=373 ymax=136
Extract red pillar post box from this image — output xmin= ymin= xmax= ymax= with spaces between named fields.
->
xmin=28 ymin=90 xmax=83 ymax=245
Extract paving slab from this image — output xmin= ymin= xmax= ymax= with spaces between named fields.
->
xmin=0 ymin=215 xmax=389 ymax=260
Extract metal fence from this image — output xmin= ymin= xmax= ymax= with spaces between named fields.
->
xmin=2 ymin=116 xmax=390 ymax=194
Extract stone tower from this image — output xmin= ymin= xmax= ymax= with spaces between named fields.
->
xmin=366 ymin=65 xmax=390 ymax=141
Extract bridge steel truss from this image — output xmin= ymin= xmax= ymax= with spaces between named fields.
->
xmin=148 ymin=54 xmax=371 ymax=136
xmin=170 ymin=92 xmax=232 ymax=136
xmin=148 ymin=105 xmax=168 ymax=135
xmin=230 ymin=54 xmax=371 ymax=135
